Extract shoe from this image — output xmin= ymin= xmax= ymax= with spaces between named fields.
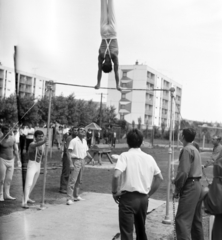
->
xmin=66 ymin=200 xmax=74 ymax=205
xmin=59 ymin=190 xmax=67 ymax=194
xmin=74 ymin=196 xmax=85 ymax=202
xmin=22 ymin=204 xmax=29 ymax=209
xmin=27 ymin=198 xmax=35 ymax=203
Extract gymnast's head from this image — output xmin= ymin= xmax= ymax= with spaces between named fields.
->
xmin=102 ymin=57 xmax=112 ymax=73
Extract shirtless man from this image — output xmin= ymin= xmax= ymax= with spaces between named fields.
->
xmin=0 ymin=125 xmax=19 ymax=201
xmin=95 ymin=0 xmax=122 ymax=91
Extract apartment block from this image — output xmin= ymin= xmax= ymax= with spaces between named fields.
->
xmin=0 ymin=65 xmax=55 ymax=99
xmin=106 ymin=62 xmax=182 ymax=129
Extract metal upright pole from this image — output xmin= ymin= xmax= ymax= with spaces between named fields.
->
xmin=162 ymin=87 xmax=175 ymax=224
xmin=40 ymin=81 xmax=53 ymax=209
xmin=99 ymin=93 xmax=103 ymax=127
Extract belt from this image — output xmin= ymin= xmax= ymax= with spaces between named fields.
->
xmin=186 ymin=177 xmax=201 ymax=182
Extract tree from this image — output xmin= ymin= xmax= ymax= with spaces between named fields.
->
xmin=0 ymin=95 xmax=18 ymax=124
xmin=18 ymin=96 xmax=40 ymax=125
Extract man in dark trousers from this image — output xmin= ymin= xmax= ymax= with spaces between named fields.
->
xmin=112 ymin=129 xmax=163 ymax=240
xmin=59 ymin=127 xmax=78 ymax=194
xmin=173 ymin=128 xmax=204 ymax=240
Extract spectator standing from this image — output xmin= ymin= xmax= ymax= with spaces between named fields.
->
xmin=112 ymin=129 xmax=163 ymax=240
xmin=56 ymin=126 xmax=63 ymax=150
xmin=203 ymin=135 xmax=222 ymax=239
xmin=19 ymin=125 xmax=27 ymax=157
xmin=26 ymin=123 xmax=35 ymax=152
xmin=86 ymin=130 xmax=92 ymax=148
xmin=173 ymin=128 xmax=204 ymax=240
xmin=112 ymin=131 xmax=117 ymax=148
xmin=0 ymin=125 xmax=19 ymax=201
xmin=66 ymin=126 xmax=93 ymax=205
xmin=59 ymin=127 xmax=78 ymax=194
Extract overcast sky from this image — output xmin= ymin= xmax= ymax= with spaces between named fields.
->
xmin=0 ymin=0 xmax=222 ymax=123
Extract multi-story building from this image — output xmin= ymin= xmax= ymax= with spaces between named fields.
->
xmin=106 ymin=62 xmax=182 ymax=129
xmin=0 ymin=65 xmax=56 ymax=99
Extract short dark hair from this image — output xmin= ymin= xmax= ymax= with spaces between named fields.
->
xmin=102 ymin=63 xmax=112 ymax=73
xmin=34 ymin=130 xmax=44 ymax=138
xmin=182 ymin=128 xmax=196 ymax=143
xmin=127 ymin=129 xmax=143 ymax=148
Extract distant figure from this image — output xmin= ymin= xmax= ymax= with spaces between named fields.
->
xmin=56 ymin=126 xmax=63 ymax=150
xmin=86 ymin=130 xmax=92 ymax=148
xmin=112 ymin=129 xmax=163 ymax=240
xmin=112 ymin=131 xmax=117 ymax=148
xmin=95 ymin=0 xmax=121 ymax=91
xmin=203 ymin=135 xmax=222 ymax=240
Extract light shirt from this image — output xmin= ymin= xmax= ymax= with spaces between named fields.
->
xmin=26 ymin=128 xmax=35 ymax=139
xmin=115 ymin=148 xmax=161 ymax=194
xmin=68 ymin=136 xmax=88 ymax=159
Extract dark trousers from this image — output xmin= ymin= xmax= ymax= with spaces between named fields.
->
xmin=20 ymin=135 xmax=26 ymax=156
xmin=60 ymin=152 xmax=70 ymax=191
xmin=212 ymin=214 xmax=222 ymax=240
xmin=119 ymin=191 xmax=148 ymax=240
xmin=175 ymin=180 xmax=204 ymax=240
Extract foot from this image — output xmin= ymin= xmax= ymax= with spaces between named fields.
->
xmin=116 ymin=85 xmax=122 ymax=91
xmin=0 ymin=196 xmax=4 ymax=201
xmin=74 ymin=196 xmax=85 ymax=202
xmin=67 ymin=199 xmax=74 ymax=205
xmin=59 ymin=190 xmax=67 ymax=194
xmin=95 ymin=84 xmax=100 ymax=90
xmin=4 ymin=196 xmax=16 ymax=200
xmin=27 ymin=198 xmax=35 ymax=203
xmin=22 ymin=203 xmax=29 ymax=209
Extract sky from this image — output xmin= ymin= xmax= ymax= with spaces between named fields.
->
xmin=0 ymin=0 xmax=222 ymax=123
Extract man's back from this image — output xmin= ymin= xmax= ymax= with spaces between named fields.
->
xmin=115 ymin=148 xmax=161 ymax=194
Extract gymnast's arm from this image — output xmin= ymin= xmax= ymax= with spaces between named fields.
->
xmin=112 ymin=55 xmax=120 ymax=89
xmin=96 ymin=56 xmax=103 ymax=87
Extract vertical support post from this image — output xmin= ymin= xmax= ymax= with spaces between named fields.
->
xmin=99 ymin=93 xmax=103 ymax=127
xmin=40 ymin=81 xmax=53 ymax=209
xmin=162 ymin=87 xmax=175 ymax=224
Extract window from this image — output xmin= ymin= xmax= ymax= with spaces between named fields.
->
xmin=122 ymin=93 xmax=126 ymax=99
xmin=122 ymin=83 xmax=127 ymax=88
xmin=123 ymin=72 xmax=127 ymax=77
xmin=121 ymin=105 xmax=125 ymax=109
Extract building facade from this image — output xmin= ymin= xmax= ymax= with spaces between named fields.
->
xmin=106 ymin=62 xmax=182 ymax=129
xmin=0 ymin=65 xmax=55 ymax=99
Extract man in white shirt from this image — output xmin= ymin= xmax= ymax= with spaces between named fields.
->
xmin=112 ymin=129 xmax=163 ymax=240
xmin=66 ymin=126 xmax=93 ymax=205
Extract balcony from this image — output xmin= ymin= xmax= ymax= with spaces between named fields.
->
xmin=146 ymin=99 xmax=153 ymax=105
xmin=162 ymin=113 xmax=168 ymax=118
